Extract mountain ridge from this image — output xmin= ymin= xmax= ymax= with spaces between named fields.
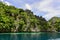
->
xmin=0 ymin=2 xmax=60 ymax=32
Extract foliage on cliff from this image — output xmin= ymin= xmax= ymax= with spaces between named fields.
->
xmin=0 ymin=2 xmax=60 ymax=32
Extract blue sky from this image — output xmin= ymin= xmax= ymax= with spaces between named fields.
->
xmin=0 ymin=0 xmax=60 ymax=20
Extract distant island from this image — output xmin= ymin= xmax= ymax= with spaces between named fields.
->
xmin=0 ymin=2 xmax=60 ymax=33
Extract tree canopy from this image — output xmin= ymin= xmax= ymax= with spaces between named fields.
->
xmin=0 ymin=2 xmax=60 ymax=33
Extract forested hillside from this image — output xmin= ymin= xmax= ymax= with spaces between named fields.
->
xmin=0 ymin=2 xmax=60 ymax=33
xmin=49 ymin=17 xmax=60 ymax=32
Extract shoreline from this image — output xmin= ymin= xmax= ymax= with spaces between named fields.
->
xmin=0 ymin=32 xmax=60 ymax=34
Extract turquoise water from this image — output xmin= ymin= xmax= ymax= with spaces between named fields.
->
xmin=0 ymin=32 xmax=60 ymax=40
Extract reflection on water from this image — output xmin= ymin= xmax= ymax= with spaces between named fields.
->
xmin=0 ymin=32 xmax=60 ymax=40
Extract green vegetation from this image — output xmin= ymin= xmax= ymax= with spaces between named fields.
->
xmin=0 ymin=2 xmax=60 ymax=33
xmin=48 ymin=17 xmax=60 ymax=32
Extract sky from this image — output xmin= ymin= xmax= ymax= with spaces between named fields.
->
xmin=0 ymin=0 xmax=60 ymax=20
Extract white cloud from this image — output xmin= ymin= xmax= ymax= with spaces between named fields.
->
xmin=30 ymin=0 xmax=60 ymax=20
xmin=25 ymin=4 xmax=31 ymax=10
xmin=43 ymin=11 xmax=60 ymax=20
xmin=0 ymin=0 xmax=4 ymax=2
xmin=4 ymin=1 xmax=12 ymax=6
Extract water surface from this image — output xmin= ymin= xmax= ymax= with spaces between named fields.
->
xmin=0 ymin=32 xmax=60 ymax=40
